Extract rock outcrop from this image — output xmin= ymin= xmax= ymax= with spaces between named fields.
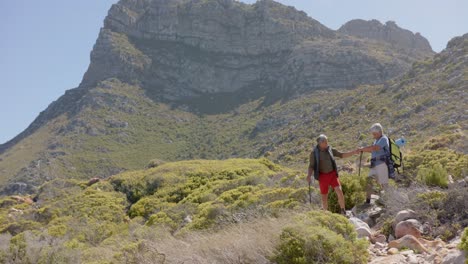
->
xmin=339 ymin=19 xmax=433 ymax=53
xmin=80 ymin=0 xmax=434 ymax=113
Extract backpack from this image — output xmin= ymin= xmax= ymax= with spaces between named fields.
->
xmin=388 ymin=137 xmax=403 ymax=173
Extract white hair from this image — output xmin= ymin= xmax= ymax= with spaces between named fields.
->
xmin=370 ymin=123 xmax=383 ymax=133
xmin=316 ymin=134 xmax=328 ymax=144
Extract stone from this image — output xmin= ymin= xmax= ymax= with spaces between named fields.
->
xmin=441 ymin=250 xmax=465 ymax=264
xmin=388 ymin=235 xmax=429 ymax=254
xmin=351 ymin=195 xmax=383 ymax=227
xmin=10 ymin=195 xmax=33 ymax=205
xmin=374 ymin=242 xmax=386 ymax=249
xmin=373 ymin=234 xmax=387 ymax=244
xmin=349 ymin=217 xmax=372 ymax=239
xmin=395 ymin=219 xmax=422 ymax=239
xmin=394 ymin=209 xmax=418 ymax=227
xmin=387 ymin=248 xmax=399 ymax=255
xmin=87 ymin=178 xmax=100 ymax=186
xmin=400 ymin=250 xmax=414 ymax=256
xmin=407 ymin=255 xmax=419 ymax=264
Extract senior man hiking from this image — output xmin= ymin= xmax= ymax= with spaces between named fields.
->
xmin=358 ymin=123 xmax=392 ymax=204
xmin=306 ymin=134 xmax=360 ymax=215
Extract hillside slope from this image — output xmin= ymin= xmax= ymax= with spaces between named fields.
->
xmin=0 ymin=0 xmax=433 ymax=151
xmin=0 ymin=33 xmax=465 ymax=195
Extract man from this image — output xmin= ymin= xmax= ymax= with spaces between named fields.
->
xmin=306 ymin=134 xmax=360 ymax=215
xmin=358 ymin=123 xmax=390 ymax=204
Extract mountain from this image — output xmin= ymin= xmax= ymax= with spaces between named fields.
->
xmin=82 ymin=0 xmax=433 ymax=112
xmin=0 ymin=0 xmax=460 ymax=196
xmin=0 ymin=1 xmax=467 ymax=263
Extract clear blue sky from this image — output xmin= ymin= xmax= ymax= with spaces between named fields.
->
xmin=1 ymin=0 xmax=467 ymax=144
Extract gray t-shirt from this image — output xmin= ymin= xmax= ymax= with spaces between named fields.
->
xmin=371 ymin=135 xmax=389 ymax=165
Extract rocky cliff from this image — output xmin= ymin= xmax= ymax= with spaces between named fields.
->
xmin=339 ymin=19 xmax=433 ymax=53
xmin=0 ymin=0 xmax=448 ymax=195
xmin=80 ymin=0 xmax=433 ymax=112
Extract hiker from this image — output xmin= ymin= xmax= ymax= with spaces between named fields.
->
xmin=306 ymin=134 xmax=360 ymax=215
xmin=358 ymin=123 xmax=391 ymax=204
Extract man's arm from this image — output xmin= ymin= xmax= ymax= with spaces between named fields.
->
xmin=307 ymin=151 xmax=314 ymax=183
xmin=307 ymin=167 xmax=313 ymax=183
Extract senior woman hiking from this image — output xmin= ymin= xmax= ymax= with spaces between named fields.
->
xmin=306 ymin=134 xmax=360 ymax=215
xmin=358 ymin=123 xmax=392 ymax=204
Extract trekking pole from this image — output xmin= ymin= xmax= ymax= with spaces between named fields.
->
xmin=308 ymin=180 xmax=312 ymax=204
xmin=358 ymin=151 xmax=363 ymax=177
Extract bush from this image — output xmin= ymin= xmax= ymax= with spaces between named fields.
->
xmin=273 ymin=211 xmax=368 ymax=264
xmin=328 ymin=173 xmax=367 ymax=213
xmin=417 ymin=163 xmax=448 ymax=188
xmin=460 ymin=227 xmax=468 ymax=251
xmin=405 ymin=149 xmax=467 ymax=179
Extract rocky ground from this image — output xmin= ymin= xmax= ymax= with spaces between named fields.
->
xmin=349 ymin=195 xmax=466 ymax=264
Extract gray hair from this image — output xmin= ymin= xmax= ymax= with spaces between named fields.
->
xmin=370 ymin=123 xmax=383 ymax=133
xmin=316 ymin=134 xmax=328 ymax=144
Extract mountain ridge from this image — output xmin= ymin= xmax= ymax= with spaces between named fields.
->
xmin=0 ymin=0 xmax=434 ymax=155
xmin=1 ymin=0 xmax=463 ymax=196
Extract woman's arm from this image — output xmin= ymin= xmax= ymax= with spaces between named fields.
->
xmin=359 ymin=145 xmax=380 ymax=153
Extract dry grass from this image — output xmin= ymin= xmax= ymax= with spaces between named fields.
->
xmin=120 ymin=216 xmax=292 ymax=264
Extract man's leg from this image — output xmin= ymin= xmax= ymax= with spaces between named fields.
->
xmin=318 ymin=174 xmax=330 ymax=210
xmin=334 ymin=186 xmax=346 ymax=210
xmin=321 ymin=193 xmax=328 ymax=210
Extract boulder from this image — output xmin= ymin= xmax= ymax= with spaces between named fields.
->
xmin=351 ymin=195 xmax=383 ymax=227
xmin=388 ymin=235 xmax=429 ymax=254
xmin=349 ymin=217 xmax=372 ymax=239
xmin=87 ymin=177 xmax=101 ymax=186
xmin=441 ymin=250 xmax=465 ymax=264
xmin=373 ymin=234 xmax=387 ymax=244
xmin=395 ymin=219 xmax=422 ymax=239
xmin=11 ymin=195 xmax=34 ymax=205
xmin=393 ymin=209 xmax=417 ymax=227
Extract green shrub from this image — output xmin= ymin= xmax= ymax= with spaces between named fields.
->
xmin=460 ymin=227 xmax=468 ymax=251
xmin=405 ymin=149 xmax=467 ymax=179
xmin=380 ymin=218 xmax=394 ymax=239
xmin=417 ymin=163 xmax=448 ymax=188
xmin=145 ymin=212 xmax=177 ymax=230
xmin=328 ymin=173 xmax=367 ymax=213
xmin=416 ymin=191 xmax=447 ymax=209
xmin=273 ymin=211 xmax=368 ymax=264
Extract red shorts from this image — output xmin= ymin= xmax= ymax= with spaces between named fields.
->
xmin=318 ymin=170 xmax=340 ymax=195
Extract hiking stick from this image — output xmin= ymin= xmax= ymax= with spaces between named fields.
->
xmin=358 ymin=151 xmax=363 ymax=177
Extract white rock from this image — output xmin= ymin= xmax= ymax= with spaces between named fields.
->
xmin=375 ymin=242 xmax=386 ymax=249
xmin=349 ymin=217 xmax=372 ymax=239
xmin=407 ymin=254 xmax=419 ymax=264
xmin=401 ymin=250 xmax=414 ymax=256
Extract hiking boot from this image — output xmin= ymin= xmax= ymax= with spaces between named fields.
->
xmin=340 ymin=209 xmax=347 ymax=216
